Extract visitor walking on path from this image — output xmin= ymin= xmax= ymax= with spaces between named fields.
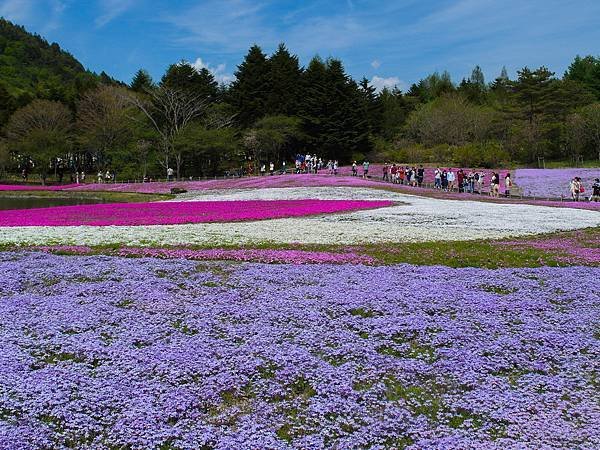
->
xmin=351 ymin=161 xmax=357 ymax=176
xmin=362 ymin=161 xmax=370 ymax=178
xmin=167 ymin=167 xmax=174 ymax=182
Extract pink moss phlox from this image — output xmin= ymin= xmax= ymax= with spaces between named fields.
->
xmin=0 ymin=199 xmax=392 ymax=227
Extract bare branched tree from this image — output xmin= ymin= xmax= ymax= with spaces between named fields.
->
xmin=125 ymin=87 xmax=209 ymax=180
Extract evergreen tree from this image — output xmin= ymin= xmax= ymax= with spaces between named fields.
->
xmin=378 ymin=87 xmax=412 ymax=140
xmin=458 ymin=66 xmax=487 ymax=104
xmin=408 ymin=71 xmax=455 ymax=103
xmin=511 ymin=66 xmax=555 ymax=124
xmin=160 ymin=62 xmax=218 ymax=102
xmin=130 ymin=69 xmax=154 ymax=93
xmin=470 ymin=65 xmax=485 ymax=87
xmin=300 ymin=58 xmax=369 ymax=160
xmin=0 ymin=83 xmax=15 ymax=127
xmin=264 ymin=43 xmax=303 ymax=116
xmin=564 ymin=55 xmax=600 ymax=99
xmin=359 ymin=77 xmax=383 ymax=134
xmin=299 ymin=56 xmax=328 ymax=153
xmin=228 ymin=45 xmax=270 ymax=127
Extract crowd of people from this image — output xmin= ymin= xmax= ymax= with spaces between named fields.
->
xmin=377 ymin=164 xmax=511 ymax=197
xmin=571 ymin=177 xmax=600 ymax=202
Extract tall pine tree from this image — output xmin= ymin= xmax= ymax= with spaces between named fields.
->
xmin=228 ymin=45 xmax=270 ymax=127
xmin=264 ymin=43 xmax=303 ymax=116
xmin=130 ymin=69 xmax=154 ymax=93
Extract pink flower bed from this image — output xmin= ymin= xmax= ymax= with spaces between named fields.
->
xmin=0 ymin=199 xmax=392 ymax=227
xmin=498 ymin=233 xmax=600 ymax=264
xmin=27 ymin=245 xmax=375 ymax=264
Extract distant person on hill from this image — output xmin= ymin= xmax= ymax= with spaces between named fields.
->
xmin=382 ymin=164 xmax=389 ymax=181
xmin=333 ymin=160 xmax=339 ymax=175
xmin=269 ymin=162 xmax=275 ymax=175
xmin=167 ymin=167 xmax=174 ymax=182
xmin=260 ymin=164 xmax=266 ymax=176
xmin=504 ymin=173 xmax=512 ymax=197
xmin=390 ymin=164 xmax=397 ymax=183
xmin=351 ymin=161 xmax=357 ymax=176
xmin=592 ymin=179 xmax=600 ymax=202
xmin=362 ymin=161 xmax=370 ymax=178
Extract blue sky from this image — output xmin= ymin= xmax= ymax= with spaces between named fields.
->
xmin=1 ymin=0 xmax=599 ymax=91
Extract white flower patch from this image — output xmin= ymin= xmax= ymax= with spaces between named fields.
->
xmin=1 ymin=187 xmax=599 ymax=247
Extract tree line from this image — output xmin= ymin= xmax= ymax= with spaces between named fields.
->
xmin=1 ymin=17 xmax=599 ymax=183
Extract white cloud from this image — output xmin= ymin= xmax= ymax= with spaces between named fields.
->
xmin=191 ymin=57 xmax=235 ymax=85
xmin=370 ymin=75 xmax=404 ymax=92
xmin=371 ymin=59 xmax=381 ymax=69
xmin=95 ymin=0 xmax=136 ymax=28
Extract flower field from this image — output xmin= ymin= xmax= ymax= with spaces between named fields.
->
xmin=514 ymin=168 xmax=599 ymax=198
xmin=1 ymin=173 xmax=599 ymax=449
xmin=0 ymin=199 xmax=390 ymax=227
xmin=0 ymin=252 xmax=598 ymax=449
xmin=1 ymin=186 xmax=598 ymax=247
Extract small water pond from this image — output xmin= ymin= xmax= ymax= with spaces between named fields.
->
xmin=0 ymin=196 xmax=107 ymax=211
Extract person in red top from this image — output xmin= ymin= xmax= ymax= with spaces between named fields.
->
xmin=390 ymin=164 xmax=398 ymax=183
xmin=457 ymin=169 xmax=464 ymax=193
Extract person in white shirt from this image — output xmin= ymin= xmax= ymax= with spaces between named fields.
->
xmin=447 ymin=169 xmax=456 ymax=191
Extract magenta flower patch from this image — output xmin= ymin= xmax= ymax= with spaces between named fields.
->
xmin=0 ymin=199 xmax=392 ymax=227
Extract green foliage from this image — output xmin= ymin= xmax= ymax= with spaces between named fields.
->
xmin=5 ymin=99 xmax=72 ymax=182
xmin=264 ymin=43 xmax=303 ymax=116
xmin=130 ymin=69 xmax=154 ymax=93
xmin=0 ymin=18 xmax=98 ymax=107
xmin=228 ymin=45 xmax=270 ymax=127
xmin=408 ymin=71 xmax=455 ymax=103
xmin=452 ymin=141 xmax=510 ymax=168
xmin=564 ymin=55 xmax=600 ymax=100
xmin=175 ymin=123 xmax=240 ymax=177
xmin=161 ymin=62 xmax=218 ymax=101
xmin=405 ymin=95 xmax=496 ymax=147
xmin=300 ymin=57 xmax=371 ymax=161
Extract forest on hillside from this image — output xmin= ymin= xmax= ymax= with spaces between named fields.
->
xmin=1 ymin=17 xmax=600 ymax=182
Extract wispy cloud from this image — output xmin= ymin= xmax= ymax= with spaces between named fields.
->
xmin=165 ymin=0 xmax=274 ymax=51
xmin=0 ymin=0 xmax=34 ymax=22
xmin=95 ymin=0 xmax=136 ymax=28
